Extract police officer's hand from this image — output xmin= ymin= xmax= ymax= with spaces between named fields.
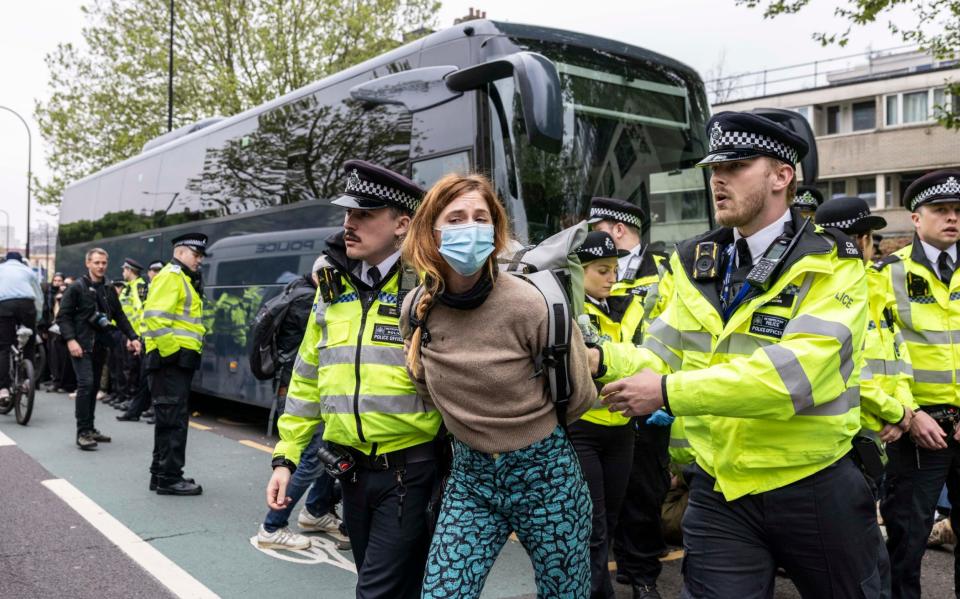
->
xmin=879 ymin=424 xmax=902 ymax=444
xmin=587 ymin=348 xmax=601 ymax=376
xmin=266 ymin=466 xmax=293 ymax=510
xmin=896 ymin=407 xmax=914 ymax=432
xmin=127 ymin=339 xmax=141 ymax=356
xmin=909 ymin=410 xmax=948 ymax=450
xmin=953 ymin=422 xmax=960 ymax=443
xmin=67 ymin=339 xmax=83 ymax=358
xmin=599 ymin=369 xmax=663 ymax=417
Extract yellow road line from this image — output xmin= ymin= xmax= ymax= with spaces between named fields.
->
xmin=188 ymin=421 xmax=212 ymax=431
xmin=239 ymin=439 xmax=274 ymax=454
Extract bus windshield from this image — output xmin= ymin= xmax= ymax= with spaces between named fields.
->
xmin=492 ymin=40 xmax=712 ymax=245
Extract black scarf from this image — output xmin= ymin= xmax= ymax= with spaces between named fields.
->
xmin=436 ymin=270 xmax=495 ymax=310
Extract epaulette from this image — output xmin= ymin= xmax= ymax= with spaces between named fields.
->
xmin=169 ymin=264 xmax=182 ymax=273
xmin=873 ymin=254 xmax=902 ymax=271
xmin=820 ymin=227 xmax=862 ymax=260
xmin=313 ymin=255 xmax=333 ymax=271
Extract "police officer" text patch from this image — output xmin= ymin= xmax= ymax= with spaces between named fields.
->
xmin=749 ymin=313 xmax=789 ymax=339
xmin=371 ymin=323 xmax=403 ymax=345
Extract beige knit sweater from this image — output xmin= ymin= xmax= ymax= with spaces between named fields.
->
xmin=400 ymin=274 xmax=595 ymax=454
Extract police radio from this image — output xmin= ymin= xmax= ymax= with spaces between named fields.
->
xmin=692 ymin=242 xmax=721 ymax=281
xmin=746 ymin=218 xmax=810 ymax=292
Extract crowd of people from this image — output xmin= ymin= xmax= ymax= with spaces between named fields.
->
xmin=1 ymin=107 xmax=959 ymax=599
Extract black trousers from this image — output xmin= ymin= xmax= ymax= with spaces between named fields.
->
xmin=149 ymin=365 xmax=194 ymax=483
xmin=51 ymin=334 xmax=75 ymax=391
xmin=614 ymin=418 xmax=671 ymax=587
xmin=681 ymin=457 xmax=883 ymax=599
xmin=340 ymin=459 xmax=436 ymax=599
xmin=881 ymin=434 xmax=960 ymax=599
xmin=72 ymin=344 xmax=108 ymax=434
xmin=106 ymin=330 xmax=127 ymax=395
xmin=0 ymin=298 xmax=36 ymax=389
xmin=124 ymin=355 xmax=152 ymax=417
xmin=568 ymin=419 xmax=635 ymax=598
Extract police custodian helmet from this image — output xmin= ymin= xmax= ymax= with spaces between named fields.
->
xmin=332 ymin=159 xmax=425 ymax=214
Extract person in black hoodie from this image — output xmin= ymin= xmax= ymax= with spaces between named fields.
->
xmin=58 ymin=248 xmax=140 ymax=450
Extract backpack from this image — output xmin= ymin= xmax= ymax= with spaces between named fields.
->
xmin=407 ymin=221 xmax=588 ymax=427
xmin=249 ymin=278 xmax=317 ymax=381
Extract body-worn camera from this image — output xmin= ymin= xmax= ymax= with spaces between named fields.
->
xmin=692 ymin=242 xmax=720 ymax=281
xmin=316 ymin=444 xmax=355 ymax=479
xmin=88 ymin=311 xmax=112 ymax=330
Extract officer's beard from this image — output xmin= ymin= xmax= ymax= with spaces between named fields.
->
xmin=716 ymin=180 xmax=768 ymax=231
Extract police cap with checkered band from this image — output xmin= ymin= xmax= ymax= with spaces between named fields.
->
xmin=576 ymin=231 xmax=629 ymax=264
xmin=697 ymin=111 xmax=809 ymax=167
xmin=902 ymin=169 xmax=960 ymax=212
xmin=171 ymin=232 xmax=208 ymax=256
xmin=793 ymin=185 xmax=823 ymax=212
xmin=332 ymin=159 xmax=424 ymax=214
xmin=587 ymin=197 xmax=646 ymax=230
xmin=814 ymin=196 xmax=886 ymax=236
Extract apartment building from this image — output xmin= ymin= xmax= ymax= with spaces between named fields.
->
xmin=714 ymin=50 xmax=960 ymax=242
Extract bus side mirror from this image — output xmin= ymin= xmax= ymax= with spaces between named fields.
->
xmin=446 ymin=52 xmax=563 ymax=153
xmin=349 ymin=66 xmax=463 ymax=112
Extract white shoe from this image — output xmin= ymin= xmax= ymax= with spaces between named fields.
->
xmin=0 ymin=388 xmax=9 ymax=400
xmin=256 ymin=524 xmax=311 ymax=550
xmin=298 ymin=508 xmax=348 ymax=542
xmin=68 ymin=392 xmax=77 ymax=400
xmin=928 ymin=518 xmax=956 ymax=547
xmin=96 ymin=391 xmax=107 ymax=400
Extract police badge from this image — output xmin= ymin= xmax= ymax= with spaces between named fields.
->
xmin=710 ymin=122 xmax=723 ymax=147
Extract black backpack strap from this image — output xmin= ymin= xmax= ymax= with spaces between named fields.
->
xmin=525 ymin=270 xmax=573 ymax=429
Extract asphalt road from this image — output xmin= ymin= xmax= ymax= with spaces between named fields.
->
xmin=1 ymin=389 xmax=955 ymax=598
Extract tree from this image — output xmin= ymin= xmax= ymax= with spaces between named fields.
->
xmin=735 ymin=0 xmax=960 ymax=128
xmin=34 ymin=0 xmax=440 ymax=206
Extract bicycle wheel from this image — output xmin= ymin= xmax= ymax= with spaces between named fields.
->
xmin=15 ymin=359 xmax=35 ymax=425
xmin=0 ymin=356 xmax=14 ymax=415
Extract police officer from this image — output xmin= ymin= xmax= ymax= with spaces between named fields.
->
xmin=587 ymin=197 xmax=672 ymax=599
xmin=117 ymin=258 xmax=153 ymax=422
xmin=143 ymin=233 xmax=207 ymax=496
xmin=147 ymin=261 xmax=164 ymax=282
xmin=266 ymin=160 xmax=441 ymax=598
xmin=877 ymin=169 xmax=960 ymax=599
xmin=592 ymin=111 xmax=883 ymax=597
xmin=793 ymin=185 xmax=823 ymax=221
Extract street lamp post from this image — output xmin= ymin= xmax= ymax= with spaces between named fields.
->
xmin=0 ymin=105 xmax=32 ymax=259
xmin=168 ymin=0 xmax=175 ymax=132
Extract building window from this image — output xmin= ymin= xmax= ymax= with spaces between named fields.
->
xmin=826 ymin=179 xmax=846 ymax=199
xmin=826 ymin=105 xmax=841 ymax=134
xmin=884 ymin=87 xmax=952 ymax=127
xmin=884 ymin=175 xmax=894 ymax=207
xmin=790 ymin=106 xmax=812 ymax=126
xmin=857 ymin=177 xmax=876 ymax=205
xmin=885 ymin=95 xmax=899 ymax=126
xmin=903 ymin=91 xmax=929 ymax=123
xmin=852 ymin=100 xmax=876 ymax=131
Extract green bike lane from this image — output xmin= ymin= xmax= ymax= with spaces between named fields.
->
xmin=0 ymin=390 xmax=544 ymax=598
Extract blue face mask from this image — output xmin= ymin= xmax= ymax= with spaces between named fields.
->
xmin=435 ymin=223 xmax=496 ymax=276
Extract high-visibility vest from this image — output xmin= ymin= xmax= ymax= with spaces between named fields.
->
xmin=119 ymin=277 xmax=147 ymax=336
xmin=875 ymin=237 xmax=960 ymax=407
xmin=143 ymin=262 xmax=205 ymax=357
xmin=611 ymin=250 xmax=671 ymax=343
xmin=668 ymin=416 xmax=696 ymax=465
xmin=601 ymin=217 xmax=867 ymax=500
xmin=580 ymin=296 xmax=644 ymax=427
xmin=274 ymin=258 xmax=441 ymax=465
xmin=859 ymin=268 xmax=916 ymax=432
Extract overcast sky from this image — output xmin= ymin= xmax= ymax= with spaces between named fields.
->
xmin=0 ymin=0 xmax=911 ymax=247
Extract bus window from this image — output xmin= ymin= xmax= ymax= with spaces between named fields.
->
xmin=411 ymin=150 xmax=471 ymax=189
xmin=215 ymin=256 xmax=303 ymax=287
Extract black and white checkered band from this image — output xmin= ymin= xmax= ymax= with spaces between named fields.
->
xmin=910 ymin=176 xmax=960 ymax=211
xmin=794 ymin=191 xmax=817 ymax=207
xmin=579 ymin=246 xmax=607 ymax=258
xmin=818 ymin=213 xmax=869 ymax=230
xmin=345 ymin=170 xmax=419 ymax=212
xmin=175 ymin=239 xmax=205 ymax=250
xmin=589 ymin=207 xmax=642 ymax=228
xmin=709 ymin=124 xmax=800 ymax=165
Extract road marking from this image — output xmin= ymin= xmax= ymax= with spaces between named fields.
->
xmin=248 ymin=535 xmax=356 ymax=573
xmin=0 ymin=429 xmax=16 ymax=446
xmin=189 ymin=421 xmax=212 ymax=431
xmin=239 ymin=439 xmax=274 ymax=453
xmin=41 ymin=478 xmax=220 ymax=599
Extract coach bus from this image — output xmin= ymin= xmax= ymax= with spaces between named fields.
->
xmin=56 ymin=19 xmax=713 ymax=409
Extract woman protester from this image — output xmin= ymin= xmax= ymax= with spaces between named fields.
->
xmin=400 ymin=173 xmax=596 ymax=598
xmin=571 ymin=230 xmax=646 ymax=598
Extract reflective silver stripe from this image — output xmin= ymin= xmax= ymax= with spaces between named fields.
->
xmin=284 ymin=395 xmax=323 ymax=418
xmin=142 ymin=327 xmax=203 ymax=342
xmin=180 ymin=275 xmax=193 ymax=317
xmin=784 ymin=315 xmax=854 ymax=382
xmin=293 ymin=356 xmax=318 ymax=380
xmin=670 ymin=438 xmax=691 ymax=448
xmin=763 ymin=344 xmax=813 ymax=413
xmin=317 ymin=345 xmax=405 ymax=368
xmin=647 ymin=319 xmax=681 ymax=350
xmin=890 ymin=261 xmax=913 ymax=330
xmin=142 ymin=310 xmax=202 ymax=325
xmin=865 ymin=358 xmax=901 ymax=377
xmin=900 ymin=329 xmax=958 ymax=345
xmin=797 ymin=386 xmax=860 ymax=417
xmin=643 ymin=336 xmax=682 ymax=371
xmin=322 ymin=393 xmax=432 ymax=415
xmin=860 ymin=363 xmax=874 ymax=380
xmin=913 ymin=369 xmax=957 ymax=384
xmin=723 ymin=333 xmax=773 ymax=356
xmin=789 ymin=272 xmax=815 ymax=319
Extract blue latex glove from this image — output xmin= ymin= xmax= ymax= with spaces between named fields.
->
xmin=647 ymin=409 xmax=674 ymax=427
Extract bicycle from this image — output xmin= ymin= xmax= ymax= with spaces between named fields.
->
xmin=0 ymin=326 xmax=36 ymax=425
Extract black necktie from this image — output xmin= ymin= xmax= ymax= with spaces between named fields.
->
xmin=367 ymin=266 xmax=381 ymax=287
xmin=938 ymin=252 xmax=955 ymax=285
xmin=735 ymin=238 xmax=752 ymax=270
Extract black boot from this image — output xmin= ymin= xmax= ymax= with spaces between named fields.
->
xmin=152 ymin=475 xmax=198 ymax=493
xmin=156 ymin=479 xmax=203 ymax=496
xmin=632 ymin=584 xmax=662 ymax=599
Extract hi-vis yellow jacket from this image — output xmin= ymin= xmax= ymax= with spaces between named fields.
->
xmin=581 ymin=296 xmax=645 ymax=427
xmin=611 ymin=249 xmax=671 ymax=342
xmin=120 ymin=277 xmax=147 ymax=336
xmin=143 ymin=262 xmax=205 ymax=357
xmin=600 ymin=212 xmax=867 ymax=500
xmin=874 ymin=237 xmax=960 ymax=408
xmin=274 ymin=246 xmax=441 ymax=465
xmin=859 ymin=267 xmax=916 ymax=432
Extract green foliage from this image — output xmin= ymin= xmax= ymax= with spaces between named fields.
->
xmin=735 ymin=0 xmax=960 ymax=128
xmin=34 ymin=0 xmax=440 ymax=206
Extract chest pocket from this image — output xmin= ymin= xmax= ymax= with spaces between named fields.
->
xmin=319 ymin=320 xmax=352 ymax=349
